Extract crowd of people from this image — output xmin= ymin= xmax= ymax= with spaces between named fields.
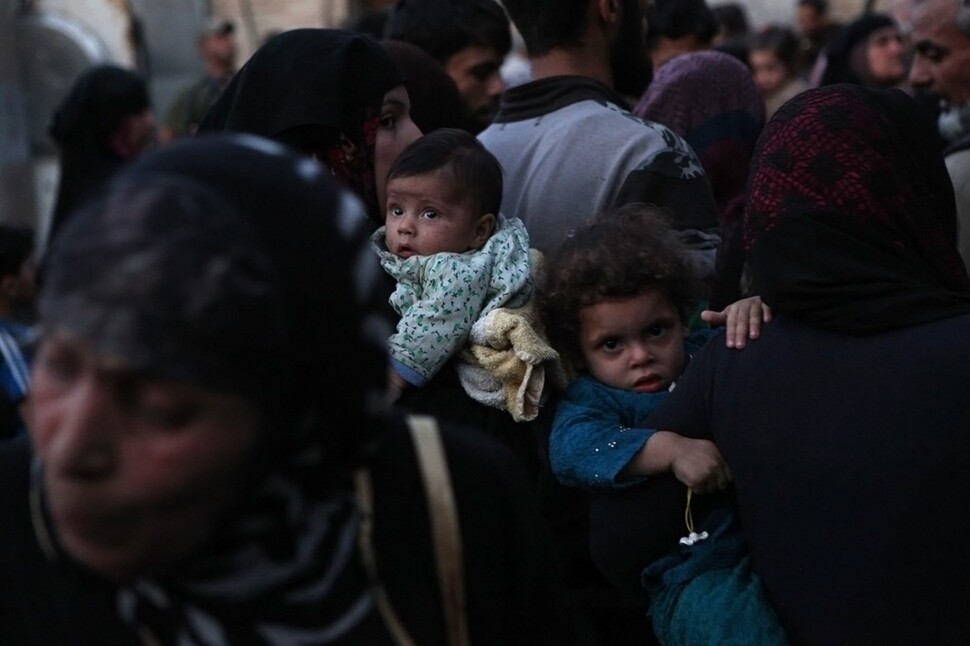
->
xmin=2 ymin=0 xmax=970 ymax=644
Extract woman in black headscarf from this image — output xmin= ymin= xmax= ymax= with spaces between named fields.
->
xmin=0 ymin=134 xmax=573 ymax=644
xmin=381 ymin=39 xmax=471 ymax=134
xmin=819 ymin=13 xmax=907 ymax=89
xmin=48 ymin=65 xmax=155 ymax=242
xmin=594 ymin=85 xmax=970 ymax=643
xmin=200 ymin=29 xmax=421 ymax=224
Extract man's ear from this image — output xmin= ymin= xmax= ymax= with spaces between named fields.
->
xmin=597 ymin=0 xmax=621 ymax=26
xmin=472 ymin=213 xmax=497 ymax=248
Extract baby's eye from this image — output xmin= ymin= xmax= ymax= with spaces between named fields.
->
xmin=421 ymin=209 xmax=439 ymax=219
xmin=380 ymin=113 xmax=396 ymax=129
xmin=601 ymin=339 xmax=620 ymax=352
xmin=389 ymin=206 xmax=404 ymax=217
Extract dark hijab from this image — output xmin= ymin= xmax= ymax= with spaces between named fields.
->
xmin=745 ymin=84 xmax=970 ymax=333
xmin=634 ymin=51 xmax=765 ymax=306
xmin=820 ymin=13 xmax=896 ymax=88
xmin=382 ymin=39 xmax=469 ymax=133
xmin=48 ymin=65 xmax=150 ymax=241
xmin=199 ymin=29 xmax=402 ymax=219
xmin=38 ymin=134 xmax=391 ymax=641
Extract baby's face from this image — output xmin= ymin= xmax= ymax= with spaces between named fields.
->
xmin=384 ymin=171 xmax=492 ymax=258
xmin=578 ymin=289 xmax=687 ymax=393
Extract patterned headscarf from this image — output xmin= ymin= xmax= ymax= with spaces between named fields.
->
xmin=199 ymin=29 xmax=402 ymax=222
xmin=634 ymin=51 xmax=765 ymax=307
xmin=745 ymin=85 xmax=970 ymax=333
xmin=37 ymin=134 xmax=393 ymax=643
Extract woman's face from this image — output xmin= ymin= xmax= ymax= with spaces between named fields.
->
xmin=866 ymin=26 xmax=907 ymax=86
xmin=750 ymin=49 xmax=789 ymax=97
xmin=374 ymin=84 xmax=422 ymax=212
xmin=26 ymin=332 xmax=259 ymax=582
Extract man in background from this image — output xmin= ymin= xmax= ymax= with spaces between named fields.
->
xmin=385 ymin=0 xmax=511 ymax=132
xmin=160 ymin=18 xmax=237 ymax=143
xmin=0 ymin=225 xmax=36 ymax=440
xmin=478 ymin=0 xmax=718 ymax=254
xmin=796 ymin=0 xmax=842 ymax=74
xmin=909 ymin=0 xmax=970 ymax=273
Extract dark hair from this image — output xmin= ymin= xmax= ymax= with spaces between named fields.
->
xmin=751 ymin=24 xmax=803 ymax=70
xmin=647 ymin=0 xmax=719 ymax=47
xmin=539 ymin=204 xmax=700 ymax=369
xmin=385 ymin=0 xmax=512 ymax=63
xmin=798 ymin=0 xmax=829 ymax=14
xmin=712 ymin=3 xmax=750 ymax=38
xmin=500 ymin=0 xmax=590 ymax=57
xmin=0 ymin=225 xmax=34 ymax=279
xmin=387 ymin=128 xmax=503 ymax=216
xmin=346 ymin=7 xmax=392 ymax=40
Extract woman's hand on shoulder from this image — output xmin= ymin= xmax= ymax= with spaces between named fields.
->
xmin=701 ymin=296 xmax=773 ymax=349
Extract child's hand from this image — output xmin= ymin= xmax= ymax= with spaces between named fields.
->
xmin=668 ymin=435 xmax=732 ymax=494
xmin=701 ymin=296 xmax=773 ymax=349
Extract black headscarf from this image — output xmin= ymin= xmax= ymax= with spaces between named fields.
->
xmin=48 ymin=65 xmax=150 ymax=241
xmin=382 ymin=39 xmax=469 ymax=133
xmin=199 ymin=29 xmax=402 ymax=219
xmin=745 ymin=85 xmax=970 ymax=334
xmin=820 ymin=13 xmax=896 ymax=88
xmin=38 ymin=134 xmax=392 ymax=642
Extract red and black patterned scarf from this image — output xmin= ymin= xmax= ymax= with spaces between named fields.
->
xmin=744 ymin=84 xmax=970 ymax=333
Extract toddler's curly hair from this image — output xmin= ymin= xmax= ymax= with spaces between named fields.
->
xmin=539 ymin=203 xmax=701 ymax=371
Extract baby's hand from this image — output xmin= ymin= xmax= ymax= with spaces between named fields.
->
xmin=701 ymin=296 xmax=773 ymax=349
xmin=669 ymin=436 xmax=731 ymax=494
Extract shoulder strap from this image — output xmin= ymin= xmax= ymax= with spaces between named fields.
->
xmin=354 ymin=415 xmax=471 ymax=646
xmin=406 ymin=414 xmax=471 ymax=646
xmin=354 ymin=467 xmax=416 ymax=646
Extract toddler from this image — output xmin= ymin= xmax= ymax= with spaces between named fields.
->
xmin=541 ymin=204 xmax=786 ymax=644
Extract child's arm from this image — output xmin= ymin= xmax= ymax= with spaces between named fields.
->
xmin=619 ymin=431 xmax=731 ymax=494
xmin=550 ymin=379 xmax=662 ymax=489
xmin=388 ymin=256 xmax=492 ymax=388
xmin=701 ymin=295 xmax=773 ymax=349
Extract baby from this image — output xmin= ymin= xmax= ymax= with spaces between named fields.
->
xmin=371 ymin=128 xmax=533 ymax=400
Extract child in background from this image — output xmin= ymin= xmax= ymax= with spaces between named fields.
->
xmin=0 ymin=225 xmax=38 ymax=439
xmin=749 ymin=25 xmax=808 ymax=118
xmin=540 ymin=204 xmax=786 ymax=644
xmin=371 ymin=128 xmax=533 ymax=400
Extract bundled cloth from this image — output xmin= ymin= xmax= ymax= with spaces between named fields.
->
xmin=457 ymin=251 xmax=566 ymax=422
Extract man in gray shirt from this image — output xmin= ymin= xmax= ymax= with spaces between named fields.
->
xmin=478 ymin=0 xmax=718 ymax=254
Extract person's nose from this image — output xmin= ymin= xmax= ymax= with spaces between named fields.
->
xmin=909 ymin=55 xmax=932 ymax=90
xmin=629 ymin=341 xmax=653 ymax=367
xmin=48 ymin=377 xmax=118 ymax=481
xmin=397 ymin=212 xmax=416 ymax=236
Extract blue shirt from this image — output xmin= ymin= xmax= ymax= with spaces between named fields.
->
xmin=549 ymin=329 xmax=717 ymax=488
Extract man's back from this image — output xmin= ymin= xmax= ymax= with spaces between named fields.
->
xmin=478 ymin=76 xmax=718 ymax=252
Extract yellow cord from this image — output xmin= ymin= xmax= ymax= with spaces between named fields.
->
xmin=684 ymin=488 xmax=695 ymax=533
